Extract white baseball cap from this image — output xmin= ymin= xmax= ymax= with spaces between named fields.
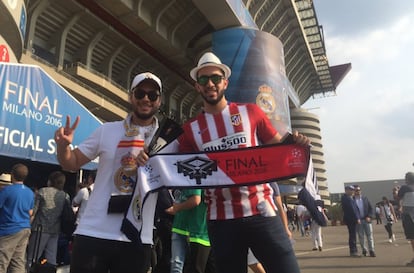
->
xmin=190 ymin=52 xmax=231 ymax=81
xmin=130 ymin=72 xmax=162 ymax=92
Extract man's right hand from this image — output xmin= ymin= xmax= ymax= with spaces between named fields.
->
xmin=55 ymin=116 xmax=80 ymax=147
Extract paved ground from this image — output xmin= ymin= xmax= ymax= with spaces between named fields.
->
xmin=58 ymin=221 xmax=413 ymax=273
xmin=292 ymin=221 xmax=414 ymax=273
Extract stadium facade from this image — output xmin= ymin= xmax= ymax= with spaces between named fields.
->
xmin=1 ymin=0 xmax=351 ymax=205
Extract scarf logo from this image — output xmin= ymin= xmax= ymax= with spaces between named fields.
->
xmin=176 ymin=156 xmax=217 ymax=185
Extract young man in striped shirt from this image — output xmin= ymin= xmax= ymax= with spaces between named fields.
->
xmin=177 ymin=52 xmax=309 ymax=273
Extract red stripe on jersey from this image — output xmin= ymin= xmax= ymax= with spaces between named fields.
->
xmin=230 ymin=187 xmax=244 ymax=218
xmin=117 ymin=140 xmax=144 ymax=147
xmin=262 ymin=184 xmax=276 ymax=211
xmin=247 ymin=185 xmax=259 ymax=216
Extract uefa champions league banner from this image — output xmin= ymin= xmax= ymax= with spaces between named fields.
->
xmin=0 ymin=63 xmax=101 ymax=169
xmin=121 ymin=142 xmax=310 ymax=244
xmin=212 ymin=27 xmax=300 ymax=138
xmin=139 ymin=143 xmax=310 ymax=191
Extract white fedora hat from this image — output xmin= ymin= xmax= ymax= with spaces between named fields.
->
xmin=0 ymin=173 xmax=11 ymax=184
xmin=190 ymin=52 xmax=231 ymax=81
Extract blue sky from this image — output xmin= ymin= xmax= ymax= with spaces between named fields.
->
xmin=303 ymin=0 xmax=414 ymax=193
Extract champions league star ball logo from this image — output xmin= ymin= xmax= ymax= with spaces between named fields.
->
xmin=144 ymin=164 xmax=153 ymax=173
xmin=176 ymin=156 xmax=217 ymax=185
xmin=288 ymin=148 xmax=306 ymax=168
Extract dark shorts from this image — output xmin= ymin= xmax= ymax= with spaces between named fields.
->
xmin=402 ymin=213 xmax=414 ymax=240
xmin=70 ymin=235 xmax=151 ymax=273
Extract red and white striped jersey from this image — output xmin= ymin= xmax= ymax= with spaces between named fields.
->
xmin=178 ymin=102 xmax=278 ymax=220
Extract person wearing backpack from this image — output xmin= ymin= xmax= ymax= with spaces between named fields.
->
xmin=27 ymin=171 xmax=68 ymax=268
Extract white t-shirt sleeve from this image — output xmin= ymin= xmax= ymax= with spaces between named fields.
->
xmin=77 ymin=125 xmax=104 ymax=160
xmin=73 ymin=188 xmax=87 ymax=206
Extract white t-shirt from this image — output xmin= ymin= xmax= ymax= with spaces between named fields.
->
xmin=72 ymin=184 xmax=94 ymax=224
xmin=296 ymin=204 xmax=308 ymax=220
xmin=76 ymin=120 xmax=158 ymax=244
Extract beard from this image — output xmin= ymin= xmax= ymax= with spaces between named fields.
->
xmin=201 ymin=89 xmax=225 ymax=106
xmin=133 ymin=107 xmax=158 ymax=121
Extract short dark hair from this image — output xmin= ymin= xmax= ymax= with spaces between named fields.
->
xmin=11 ymin=163 xmax=29 ymax=182
xmin=405 ymin=172 xmax=414 ymax=184
xmin=88 ymin=170 xmax=97 ymax=182
xmin=48 ymin=171 xmax=66 ymax=190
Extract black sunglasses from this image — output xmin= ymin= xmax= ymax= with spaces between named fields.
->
xmin=133 ymin=89 xmax=160 ymax=102
xmin=197 ymin=74 xmax=224 ymax=86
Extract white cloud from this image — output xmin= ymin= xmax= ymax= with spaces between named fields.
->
xmin=326 ymin=14 xmax=414 ymax=64
xmin=304 ymin=10 xmax=414 ymax=193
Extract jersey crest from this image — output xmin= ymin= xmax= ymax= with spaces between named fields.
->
xmin=231 ymin=113 xmax=242 ymax=126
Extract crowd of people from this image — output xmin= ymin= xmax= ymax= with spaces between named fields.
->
xmin=0 ymin=163 xmax=96 ymax=273
xmin=340 ymin=175 xmax=414 ymax=266
xmin=1 ymin=50 xmax=414 ymax=273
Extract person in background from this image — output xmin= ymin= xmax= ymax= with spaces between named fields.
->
xmin=185 ymin=190 xmax=215 ymax=273
xmin=310 ymin=200 xmax=326 ymax=252
xmin=0 ymin=173 xmax=12 ymax=191
xmin=286 ymin=207 xmax=296 ymax=232
xmin=72 ymin=170 xmax=96 ymax=226
xmin=270 ymin=182 xmax=292 ymax=240
xmin=296 ymin=204 xmax=307 ymax=237
xmin=0 ymin=164 xmax=34 ymax=273
xmin=27 ymin=171 xmax=68 ymax=267
xmin=353 ymin=185 xmax=376 ymax=257
xmin=380 ymin=196 xmax=397 ymax=243
xmin=397 ymin=172 xmax=414 ymax=267
xmin=375 ymin=205 xmax=382 ymax=225
xmin=392 ymin=186 xmax=400 ymax=201
xmin=341 ymin=185 xmax=361 ymax=257
xmin=392 ymin=186 xmax=401 ymax=220
xmin=247 ymin=248 xmax=266 ymax=273
xmin=166 ymin=189 xmax=214 ymax=273
xmin=54 ymin=72 xmax=163 ymax=273
xmin=152 ymin=188 xmax=174 ymax=273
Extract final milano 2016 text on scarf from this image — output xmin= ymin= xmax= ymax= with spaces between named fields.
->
xmin=121 ymin=140 xmax=311 ymax=245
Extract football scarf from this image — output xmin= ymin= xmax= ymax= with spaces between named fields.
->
xmin=122 ymin=143 xmax=310 ymax=245
xmin=139 ymin=143 xmax=309 ymax=190
xmin=107 ymin=114 xmax=158 ymax=214
xmin=121 ymin=118 xmax=183 ymax=245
